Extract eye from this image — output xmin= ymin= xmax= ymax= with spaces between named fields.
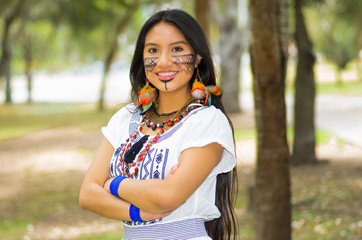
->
xmin=172 ymin=47 xmax=183 ymax=52
xmin=148 ymin=48 xmax=158 ymax=53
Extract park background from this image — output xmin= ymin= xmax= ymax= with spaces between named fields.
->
xmin=0 ymin=0 xmax=361 ymax=239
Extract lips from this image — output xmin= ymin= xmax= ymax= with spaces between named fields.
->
xmin=157 ymin=71 xmax=177 ymax=81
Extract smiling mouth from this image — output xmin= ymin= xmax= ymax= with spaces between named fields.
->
xmin=157 ymin=71 xmax=177 ymax=81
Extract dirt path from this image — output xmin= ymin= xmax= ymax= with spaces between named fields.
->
xmin=0 ymin=127 xmax=101 ymax=198
xmin=0 ymin=127 xmax=121 ymax=239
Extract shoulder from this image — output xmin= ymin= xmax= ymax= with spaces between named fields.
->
xmin=181 ymin=105 xmax=233 ymax=143
xmin=178 ymin=105 xmax=236 ymax=173
xmin=187 ymin=105 xmax=230 ymax=127
xmin=102 ymin=103 xmax=139 ymax=148
xmin=113 ymin=103 xmax=137 ymax=117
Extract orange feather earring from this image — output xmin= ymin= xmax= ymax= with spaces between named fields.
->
xmin=136 ymin=80 xmax=158 ymax=112
xmin=191 ymin=69 xmax=221 ymax=106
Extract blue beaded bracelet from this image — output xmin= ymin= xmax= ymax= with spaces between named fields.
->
xmin=129 ymin=204 xmax=145 ymax=222
xmin=109 ymin=175 xmax=128 ymax=198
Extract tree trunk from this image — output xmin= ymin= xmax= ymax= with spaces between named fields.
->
xmin=0 ymin=0 xmax=25 ymax=104
xmin=212 ymin=0 xmax=248 ymax=113
xmin=0 ymin=19 xmax=13 ymax=104
xmin=249 ymin=0 xmax=291 ymax=239
xmin=24 ymin=38 xmax=33 ymax=104
xmin=291 ymin=0 xmax=317 ymax=165
xmin=195 ymin=0 xmax=210 ymax=38
xmin=218 ymin=0 xmax=245 ymax=114
xmin=335 ymin=67 xmax=343 ymax=86
xmin=357 ymin=15 xmax=362 ymax=82
xmin=98 ymin=0 xmax=140 ymax=111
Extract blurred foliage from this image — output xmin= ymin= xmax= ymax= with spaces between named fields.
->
xmin=1 ymin=0 xmax=188 ymax=75
xmin=317 ymin=79 xmax=362 ymax=95
xmin=304 ymin=0 xmax=361 ymax=75
xmin=234 ymin=126 xmax=342 ymax=146
xmin=286 ymin=59 xmax=362 ymax=95
xmin=1 ymin=0 xmax=361 ymax=84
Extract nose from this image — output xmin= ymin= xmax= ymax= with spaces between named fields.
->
xmin=157 ymin=51 xmax=172 ymax=67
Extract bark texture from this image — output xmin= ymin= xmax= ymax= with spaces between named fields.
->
xmin=24 ymin=36 xmax=33 ymax=104
xmin=195 ymin=0 xmax=210 ymax=38
xmin=249 ymin=0 xmax=292 ymax=239
xmin=292 ymin=0 xmax=317 ymax=165
xmin=217 ymin=0 xmax=246 ymax=113
xmin=0 ymin=0 xmax=25 ymax=104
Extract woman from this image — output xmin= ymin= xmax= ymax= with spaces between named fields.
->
xmin=79 ymin=9 xmax=238 ymax=240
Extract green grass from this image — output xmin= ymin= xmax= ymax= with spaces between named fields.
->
xmin=235 ymin=127 xmax=342 ymax=146
xmin=316 ymin=80 xmax=362 ymax=95
xmin=234 ymin=128 xmax=256 ymax=141
xmin=235 ymin=159 xmax=362 ymax=240
xmin=0 ymin=171 xmax=84 ymax=239
xmin=0 ymin=102 xmax=121 ymax=141
xmin=75 ymin=233 xmax=123 ymax=240
xmin=285 ymin=58 xmax=362 ymax=96
xmin=286 ymin=80 xmax=362 ymax=96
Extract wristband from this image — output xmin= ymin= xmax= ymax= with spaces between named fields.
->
xmin=129 ymin=204 xmax=145 ymax=222
xmin=110 ymin=175 xmax=128 ymax=198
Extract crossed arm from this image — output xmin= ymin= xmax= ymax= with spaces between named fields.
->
xmin=79 ymin=137 xmax=222 ymax=221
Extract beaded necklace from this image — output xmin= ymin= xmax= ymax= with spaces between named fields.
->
xmin=144 ymin=98 xmax=194 ymax=130
xmin=118 ymin=100 xmax=202 ymax=177
xmin=154 ymin=109 xmax=178 ymax=117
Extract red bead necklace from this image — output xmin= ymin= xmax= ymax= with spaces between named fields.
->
xmin=118 ymin=103 xmax=202 ymax=177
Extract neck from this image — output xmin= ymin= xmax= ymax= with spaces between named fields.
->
xmin=157 ymin=90 xmax=192 ymax=113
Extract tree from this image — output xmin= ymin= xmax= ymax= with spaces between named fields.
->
xmin=309 ymin=0 xmax=360 ymax=84
xmin=0 ymin=0 xmax=25 ymax=104
xmin=249 ymin=0 xmax=291 ymax=239
xmin=98 ymin=0 xmax=141 ymax=111
xmin=213 ymin=0 xmax=248 ymax=113
xmin=331 ymin=0 xmax=362 ymax=82
xmin=52 ymin=0 xmax=142 ymax=110
xmin=1 ymin=0 xmax=59 ymax=104
xmin=291 ymin=0 xmax=317 ymax=165
xmin=18 ymin=20 xmax=55 ymax=103
xmin=195 ymin=0 xmax=210 ymax=38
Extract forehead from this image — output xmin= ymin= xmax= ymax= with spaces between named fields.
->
xmin=145 ymin=22 xmax=188 ymax=45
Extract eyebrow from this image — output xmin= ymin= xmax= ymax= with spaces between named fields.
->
xmin=144 ymin=40 xmax=188 ymax=47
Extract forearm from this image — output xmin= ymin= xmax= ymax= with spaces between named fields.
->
xmin=117 ymin=178 xmax=179 ymax=213
xmin=79 ymin=181 xmax=132 ymax=221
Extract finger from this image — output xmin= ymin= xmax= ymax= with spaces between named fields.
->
xmin=170 ymin=163 xmax=180 ymax=175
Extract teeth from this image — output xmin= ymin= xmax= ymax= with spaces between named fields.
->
xmin=158 ymin=72 xmax=177 ymax=77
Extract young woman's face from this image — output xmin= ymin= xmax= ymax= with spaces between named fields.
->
xmin=143 ymin=22 xmax=200 ymax=95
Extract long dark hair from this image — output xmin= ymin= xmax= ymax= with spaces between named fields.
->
xmin=129 ymin=9 xmax=238 ymax=239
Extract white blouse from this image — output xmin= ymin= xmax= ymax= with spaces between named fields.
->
xmin=102 ymin=103 xmax=236 ymax=228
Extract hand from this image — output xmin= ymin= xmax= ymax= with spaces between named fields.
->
xmin=166 ymin=163 xmax=179 ymax=178
xmin=104 ymin=178 xmax=113 ymax=192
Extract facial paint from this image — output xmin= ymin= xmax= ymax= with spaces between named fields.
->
xmin=144 ymin=54 xmax=196 ymax=92
xmin=144 ymin=57 xmax=158 ymax=72
xmin=161 ymin=79 xmax=173 ymax=91
xmin=172 ymin=54 xmax=196 ymax=74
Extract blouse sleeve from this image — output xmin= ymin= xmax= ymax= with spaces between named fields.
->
xmin=101 ymin=104 xmax=135 ymax=149
xmin=179 ymin=106 xmax=236 ymax=175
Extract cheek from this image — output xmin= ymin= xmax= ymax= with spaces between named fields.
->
xmin=172 ymin=54 xmax=196 ymax=74
xmin=144 ymin=57 xmax=158 ymax=73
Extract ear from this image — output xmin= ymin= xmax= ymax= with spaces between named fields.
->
xmin=195 ymin=54 xmax=202 ymax=67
